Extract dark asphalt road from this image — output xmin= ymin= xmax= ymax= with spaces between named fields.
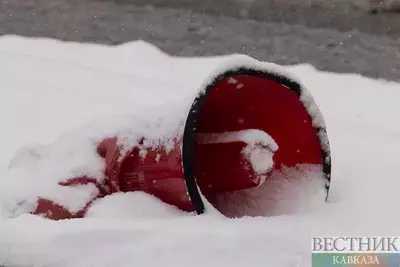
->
xmin=0 ymin=0 xmax=399 ymax=82
xmin=120 ymin=0 xmax=400 ymax=38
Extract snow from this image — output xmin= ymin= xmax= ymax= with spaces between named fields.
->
xmin=211 ymin=164 xmax=326 ymax=218
xmin=197 ymin=129 xmax=278 ymax=185
xmin=0 ymin=35 xmax=400 ymax=266
xmin=196 ymin=129 xmax=278 ymax=152
xmin=85 ymin=192 xmax=189 ymax=219
xmin=241 ymin=144 xmax=274 ymax=177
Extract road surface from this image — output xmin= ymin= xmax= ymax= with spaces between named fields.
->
xmin=0 ymin=0 xmax=399 ymax=81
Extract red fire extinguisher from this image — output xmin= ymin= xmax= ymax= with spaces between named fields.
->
xmin=32 ymin=58 xmax=331 ymax=220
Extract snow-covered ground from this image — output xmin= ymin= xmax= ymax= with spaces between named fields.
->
xmin=0 ymin=35 xmax=400 ymax=267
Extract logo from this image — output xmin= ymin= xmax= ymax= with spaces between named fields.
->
xmin=312 ymin=236 xmax=400 ymax=266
